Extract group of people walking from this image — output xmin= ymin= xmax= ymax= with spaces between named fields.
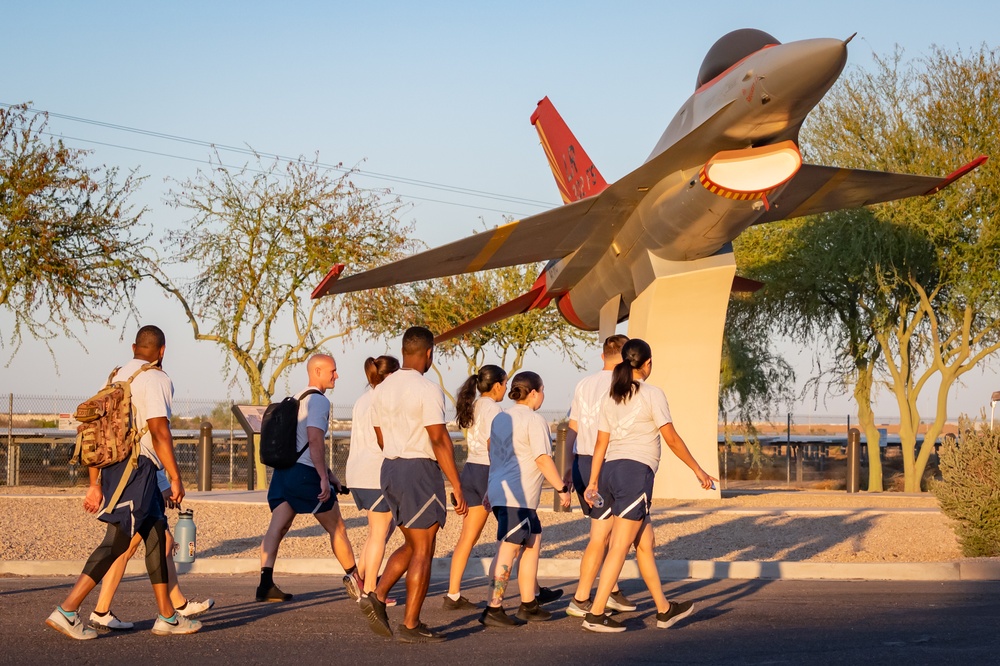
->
xmin=45 ymin=325 xmax=716 ymax=643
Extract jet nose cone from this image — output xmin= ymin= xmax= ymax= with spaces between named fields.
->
xmin=770 ymin=37 xmax=848 ymax=95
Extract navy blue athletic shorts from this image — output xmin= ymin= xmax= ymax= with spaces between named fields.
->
xmin=267 ymin=463 xmax=337 ymax=514
xmin=99 ymin=455 xmax=164 ymax=536
xmin=595 ymin=459 xmax=654 ymax=521
xmin=493 ymin=506 xmax=541 ymax=545
xmin=572 ymin=454 xmax=596 ymax=517
xmin=351 ymin=487 xmax=390 ymax=513
xmin=459 ymin=462 xmax=490 ymax=508
xmin=381 ymin=457 xmax=447 ymax=529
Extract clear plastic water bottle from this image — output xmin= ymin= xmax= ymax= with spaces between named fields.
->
xmin=584 ymin=488 xmax=604 ymax=508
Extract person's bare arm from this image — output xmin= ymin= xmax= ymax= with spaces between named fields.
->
xmin=427 ymin=423 xmax=467 ymax=516
xmin=83 ymin=467 xmax=102 ymax=513
xmin=563 ymin=419 xmax=579 ymax=484
xmin=660 ymin=423 xmax=717 ymax=489
xmin=306 ymin=426 xmax=334 ymax=500
xmin=584 ymin=430 xmax=611 ymax=505
xmin=148 ymin=416 xmax=184 ymax=506
xmin=374 ymin=426 xmax=384 ymax=450
xmin=536 ymin=454 xmax=571 ymax=508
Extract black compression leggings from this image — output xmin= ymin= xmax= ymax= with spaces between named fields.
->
xmin=81 ymin=517 xmax=168 ymax=585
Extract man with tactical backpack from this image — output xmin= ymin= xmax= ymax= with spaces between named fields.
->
xmin=45 ymin=325 xmax=202 ymax=639
xmin=256 ymin=353 xmax=364 ymax=603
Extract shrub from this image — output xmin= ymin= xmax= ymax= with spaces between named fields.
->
xmin=931 ymin=419 xmax=1000 ymax=557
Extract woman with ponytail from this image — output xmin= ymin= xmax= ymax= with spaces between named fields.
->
xmin=580 ymin=339 xmax=716 ymax=634
xmin=346 ymin=355 xmax=400 ymax=600
xmin=479 ymin=372 xmax=571 ymax=627
xmin=444 ymin=364 xmax=507 ymax=610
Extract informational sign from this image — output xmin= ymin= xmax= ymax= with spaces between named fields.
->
xmin=231 ymin=405 xmax=268 ymax=490
xmin=232 ymin=405 xmax=267 ymax=435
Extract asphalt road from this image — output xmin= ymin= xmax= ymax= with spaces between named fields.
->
xmin=4 ymin=574 xmax=998 ymax=665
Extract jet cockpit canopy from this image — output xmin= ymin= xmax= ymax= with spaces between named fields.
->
xmin=697 ymin=28 xmax=780 ymax=89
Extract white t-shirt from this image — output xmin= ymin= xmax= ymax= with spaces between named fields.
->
xmin=346 ymin=386 xmax=383 ymax=488
xmin=487 ymin=404 xmax=553 ymax=509
xmin=597 ymin=381 xmax=672 ymax=473
xmin=569 ymin=370 xmax=612 ymax=456
xmin=294 ymin=387 xmax=330 ymax=468
xmin=111 ymin=359 xmax=173 ymax=469
xmin=371 ymin=368 xmax=446 ymax=460
xmin=465 ymin=397 xmax=502 ymax=466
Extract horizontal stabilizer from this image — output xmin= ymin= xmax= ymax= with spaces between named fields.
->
xmin=755 ymin=156 xmax=987 ymax=224
xmin=434 ymin=285 xmax=549 ymax=345
xmin=315 ymin=197 xmax=598 ymax=297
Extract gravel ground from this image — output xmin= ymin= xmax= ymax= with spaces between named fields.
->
xmin=0 ymin=486 xmax=963 ymax=563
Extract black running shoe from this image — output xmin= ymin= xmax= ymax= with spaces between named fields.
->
xmin=582 ymin=612 xmax=626 ymax=633
xmin=359 ymin=592 xmax=392 ymax=637
xmin=255 ymin=583 xmax=292 ymax=602
xmin=656 ymin=600 xmax=695 ymax=628
xmin=396 ymin=622 xmax=446 ymax=643
xmin=536 ymin=586 xmax=563 ymax=605
xmin=442 ymin=594 xmax=478 ymax=611
xmin=515 ymin=601 xmax=552 ymax=622
xmin=479 ymin=606 xmax=526 ymax=627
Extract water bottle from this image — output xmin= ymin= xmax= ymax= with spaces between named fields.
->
xmin=584 ymin=488 xmax=604 ymax=508
xmin=174 ymin=509 xmax=196 ymax=563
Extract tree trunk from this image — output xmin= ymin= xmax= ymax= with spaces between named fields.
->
xmin=853 ymin=362 xmax=883 ymax=492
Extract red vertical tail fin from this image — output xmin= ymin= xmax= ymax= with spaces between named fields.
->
xmin=530 ymin=97 xmax=608 ymax=204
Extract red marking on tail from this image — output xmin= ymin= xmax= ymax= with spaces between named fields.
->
xmin=311 ymin=263 xmax=345 ymax=299
xmin=531 ymin=97 xmax=608 ymax=204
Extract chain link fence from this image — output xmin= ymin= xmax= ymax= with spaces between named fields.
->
xmin=1 ymin=394 xmax=572 ymax=489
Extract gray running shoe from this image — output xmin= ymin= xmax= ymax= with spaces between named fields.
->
xmin=151 ymin=613 xmax=202 ymax=636
xmin=343 ymin=574 xmax=361 ymax=602
xmin=359 ymin=592 xmax=392 ymax=637
xmin=656 ymin=600 xmax=695 ymax=628
xmin=176 ymin=598 xmax=214 ymax=618
xmin=606 ymin=589 xmax=637 ymax=612
xmin=89 ymin=610 xmax=134 ymax=631
xmin=515 ymin=601 xmax=552 ymax=622
xmin=396 ymin=622 xmax=446 ymax=643
xmin=45 ymin=608 xmax=97 ymax=640
xmin=442 ymin=594 xmax=478 ymax=610
xmin=582 ymin=612 xmax=626 ymax=633
xmin=479 ymin=605 xmax=526 ymax=627
xmin=566 ymin=597 xmax=592 ymax=618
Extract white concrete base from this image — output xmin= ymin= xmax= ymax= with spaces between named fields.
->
xmin=627 ymin=250 xmax=734 ymax=499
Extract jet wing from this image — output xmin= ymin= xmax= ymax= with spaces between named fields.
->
xmin=313 ymin=196 xmax=599 ymax=297
xmin=755 ymin=156 xmax=986 ymax=224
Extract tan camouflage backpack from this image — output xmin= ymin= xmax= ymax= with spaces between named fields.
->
xmin=71 ymin=362 xmax=159 ymax=514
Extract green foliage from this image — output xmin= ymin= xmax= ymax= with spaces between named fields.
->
xmin=0 ymin=102 xmax=150 ymax=348
xmin=932 ymin=419 xmax=1000 ymax=557
xmin=405 ymin=261 xmax=596 ymax=386
xmin=157 ymin=152 xmax=413 ymax=403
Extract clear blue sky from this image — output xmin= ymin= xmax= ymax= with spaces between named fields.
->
xmin=3 ymin=1 xmax=999 ymax=418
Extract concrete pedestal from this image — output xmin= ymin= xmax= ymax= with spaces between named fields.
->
xmin=627 ymin=250 xmax=733 ymax=499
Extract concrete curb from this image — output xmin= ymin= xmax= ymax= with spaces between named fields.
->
xmin=5 ymin=556 xmax=999 ymax=582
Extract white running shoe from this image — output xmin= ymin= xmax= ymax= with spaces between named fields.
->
xmin=176 ymin=598 xmax=215 ymax=618
xmin=151 ymin=613 xmax=202 ymax=636
xmin=45 ymin=608 xmax=97 ymax=640
xmin=89 ymin=610 xmax=134 ymax=631
xmin=606 ymin=590 xmax=637 ymax=612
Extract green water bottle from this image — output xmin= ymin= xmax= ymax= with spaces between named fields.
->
xmin=174 ymin=509 xmax=196 ymax=563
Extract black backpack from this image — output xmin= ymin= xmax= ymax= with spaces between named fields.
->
xmin=259 ymin=389 xmax=322 ymax=469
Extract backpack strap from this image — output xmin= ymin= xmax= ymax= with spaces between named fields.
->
xmin=295 ymin=388 xmax=324 ymax=458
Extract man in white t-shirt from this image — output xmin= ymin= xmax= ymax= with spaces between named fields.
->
xmin=46 ymin=325 xmax=201 ymax=639
xmin=358 ymin=326 xmax=468 ymax=644
xmin=565 ymin=334 xmax=637 ymax=618
xmin=256 ymin=354 xmax=363 ymax=604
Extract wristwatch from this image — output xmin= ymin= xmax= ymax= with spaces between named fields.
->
xmin=557 ymin=484 xmax=569 ymax=493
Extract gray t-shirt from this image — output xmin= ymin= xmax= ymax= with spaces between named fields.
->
xmin=487 ymin=404 xmax=552 ymax=509
xmin=371 ymin=368 xmax=446 ymax=460
xmin=295 ymin=387 xmax=330 ymax=468
xmin=569 ymin=370 xmax=612 ymax=456
xmin=111 ymin=359 xmax=173 ymax=469
xmin=597 ymin=381 xmax=672 ymax=473
xmin=465 ymin=397 xmax=502 ymax=466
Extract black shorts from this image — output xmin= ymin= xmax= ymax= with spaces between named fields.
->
xmin=351 ymin=487 xmax=390 ymax=513
xmin=493 ymin=506 xmax=541 ymax=545
xmin=572 ymin=454 xmax=595 ymax=517
xmin=596 ymin=459 xmax=654 ymax=521
xmin=267 ymin=463 xmax=337 ymax=514
xmin=459 ymin=462 xmax=490 ymax=507
xmin=381 ymin=457 xmax=447 ymax=529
